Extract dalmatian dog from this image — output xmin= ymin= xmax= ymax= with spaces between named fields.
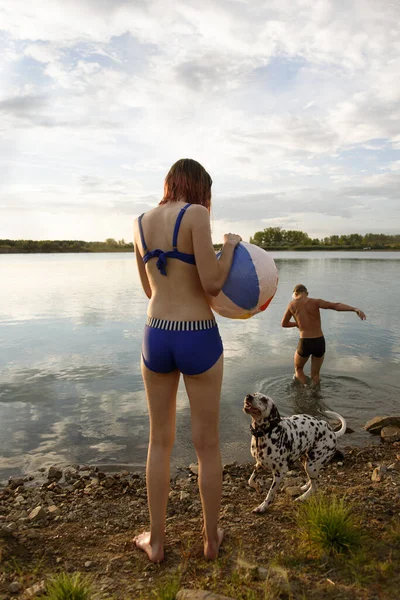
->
xmin=243 ymin=393 xmax=346 ymax=513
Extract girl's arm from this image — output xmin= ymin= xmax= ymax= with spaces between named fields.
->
xmin=134 ymin=220 xmax=152 ymax=299
xmin=190 ymin=205 xmax=241 ymax=296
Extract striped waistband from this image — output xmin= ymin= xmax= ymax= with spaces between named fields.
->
xmin=146 ymin=317 xmax=217 ymax=331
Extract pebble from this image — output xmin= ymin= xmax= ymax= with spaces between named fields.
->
xmin=0 ymin=524 xmax=15 ymax=538
xmin=9 ymin=581 xmax=23 ymax=593
xmin=28 ymin=506 xmax=46 ymax=521
xmin=47 ymin=505 xmax=60 ymax=516
xmin=48 ymin=466 xmax=63 ymax=481
xmin=188 ymin=463 xmax=199 ymax=476
xmin=285 ymin=486 xmax=302 ymax=497
xmin=24 ymin=581 xmax=46 ymax=598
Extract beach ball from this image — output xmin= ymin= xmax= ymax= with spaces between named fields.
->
xmin=210 ymin=242 xmax=278 ymax=319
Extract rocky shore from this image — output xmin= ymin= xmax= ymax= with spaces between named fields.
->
xmin=1 ymin=417 xmax=400 ymax=600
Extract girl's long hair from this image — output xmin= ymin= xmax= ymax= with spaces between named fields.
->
xmin=160 ymin=158 xmax=212 ymax=211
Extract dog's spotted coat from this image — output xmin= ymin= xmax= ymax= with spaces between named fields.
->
xmin=243 ymin=393 xmax=346 ymax=513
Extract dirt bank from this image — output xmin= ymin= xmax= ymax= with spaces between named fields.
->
xmin=1 ymin=442 xmax=399 ymax=600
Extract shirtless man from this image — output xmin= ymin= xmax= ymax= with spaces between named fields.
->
xmin=281 ymin=284 xmax=366 ymax=385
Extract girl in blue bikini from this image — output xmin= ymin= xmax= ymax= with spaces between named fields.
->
xmin=133 ymin=158 xmax=241 ymax=562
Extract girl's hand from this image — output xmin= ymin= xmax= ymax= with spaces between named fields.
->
xmin=223 ymin=233 xmax=242 ymax=247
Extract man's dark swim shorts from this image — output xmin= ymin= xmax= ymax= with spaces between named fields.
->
xmin=296 ymin=336 xmax=326 ymax=358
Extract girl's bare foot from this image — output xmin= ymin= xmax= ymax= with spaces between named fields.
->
xmin=204 ymin=528 xmax=224 ymax=560
xmin=134 ymin=532 xmax=164 ymax=563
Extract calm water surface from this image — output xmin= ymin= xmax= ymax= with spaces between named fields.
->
xmin=0 ymin=251 xmax=399 ymax=481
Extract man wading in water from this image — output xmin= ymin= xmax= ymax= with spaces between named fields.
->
xmin=281 ymin=284 xmax=366 ymax=385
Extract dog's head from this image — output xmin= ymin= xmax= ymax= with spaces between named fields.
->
xmin=243 ymin=393 xmax=281 ymax=424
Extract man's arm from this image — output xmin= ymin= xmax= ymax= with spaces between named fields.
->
xmin=281 ymin=306 xmax=298 ymax=328
xmin=317 ymin=299 xmax=366 ymax=320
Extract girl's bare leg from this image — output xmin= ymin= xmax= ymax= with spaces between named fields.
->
xmin=134 ymin=361 xmax=180 ymax=562
xmin=183 ymin=354 xmax=224 ymax=560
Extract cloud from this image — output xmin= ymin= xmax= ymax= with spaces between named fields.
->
xmin=1 ymin=0 xmax=400 ymax=240
xmin=0 ymin=94 xmax=47 ymax=117
xmin=24 ymin=42 xmax=58 ymax=63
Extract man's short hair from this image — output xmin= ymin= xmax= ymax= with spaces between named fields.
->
xmin=293 ymin=284 xmax=308 ymax=295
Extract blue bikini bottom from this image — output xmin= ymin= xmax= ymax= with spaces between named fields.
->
xmin=142 ymin=317 xmax=223 ymax=376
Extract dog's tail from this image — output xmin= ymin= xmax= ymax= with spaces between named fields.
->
xmin=324 ymin=410 xmax=346 ymax=438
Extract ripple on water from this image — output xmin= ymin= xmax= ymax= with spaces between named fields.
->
xmin=254 ymin=373 xmax=387 ymax=445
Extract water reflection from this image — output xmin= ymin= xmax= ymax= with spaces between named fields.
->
xmin=0 ymin=252 xmax=399 ymax=480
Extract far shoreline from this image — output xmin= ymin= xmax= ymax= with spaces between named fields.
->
xmin=1 ymin=247 xmax=400 ymax=255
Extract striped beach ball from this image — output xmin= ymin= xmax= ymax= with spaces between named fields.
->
xmin=210 ymin=242 xmax=278 ymax=319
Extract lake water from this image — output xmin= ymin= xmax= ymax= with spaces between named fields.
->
xmin=0 ymin=251 xmax=399 ymax=482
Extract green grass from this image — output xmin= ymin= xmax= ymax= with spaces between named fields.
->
xmin=296 ymin=494 xmax=363 ymax=557
xmin=43 ymin=573 xmax=93 ymax=600
xmin=151 ymin=571 xmax=181 ymax=600
xmin=386 ymin=521 xmax=400 ymax=546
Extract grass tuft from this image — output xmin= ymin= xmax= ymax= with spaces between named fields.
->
xmin=43 ymin=572 xmax=92 ymax=600
xmin=386 ymin=521 xmax=400 ymax=546
xmin=296 ymin=493 xmax=363 ymax=556
xmin=151 ymin=571 xmax=181 ymax=600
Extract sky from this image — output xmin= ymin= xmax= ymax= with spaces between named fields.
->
xmin=1 ymin=0 xmax=400 ymax=243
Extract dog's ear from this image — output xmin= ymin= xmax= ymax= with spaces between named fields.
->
xmin=268 ymin=404 xmax=281 ymax=422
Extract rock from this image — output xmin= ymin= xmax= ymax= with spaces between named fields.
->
xmin=9 ymin=581 xmax=23 ymax=593
xmin=381 ymin=426 xmax=400 ymax=443
xmin=388 ymin=462 xmax=400 ymax=472
xmin=364 ymin=416 xmax=400 ymax=435
xmin=180 ymin=491 xmax=190 ymax=501
xmin=26 ymin=530 xmax=40 ymax=539
xmin=285 ymin=486 xmax=302 ymax=497
xmin=283 ymin=477 xmax=303 ymax=489
xmin=0 ymin=524 xmax=15 ymax=538
xmin=72 ymin=480 xmax=85 ymax=491
xmin=189 ymin=463 xmax=199 ymax=476
xmin=47 ymin=482 xmax=62 ymax=493
xmin=372 ymin=466 xmax=386 ymax=482
xmin=257 ymin=566 xmax=268 ymax=580
xmin=47 ymin=505 xmax=60 ymax=517
xmin=176 ymin=591 xmax=236 ymax=600
xmin=23 ymin=580 xmax=46 ymax=598
xmin=28 ymin=506 xmax=46 ymax=521
xmin=84 ymin=560 xmax=94 ymax=569
xmin=48 ymin=466 xmax=63 ymax=481
xmin=15 ymin=510 xmax=28 ymax=520
xmin=101 ymin=477 xmax=114 ymax=489
xmin=8 ymin=478 xmax=25 ymax=490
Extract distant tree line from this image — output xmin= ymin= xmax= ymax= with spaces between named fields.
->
xmin=0 ymin=238 xmax=134 ymax=254
xmin=250 ymin=228 xmax=400 ymax=250
xmin=2 ymin=231 xmax=399 ymax=254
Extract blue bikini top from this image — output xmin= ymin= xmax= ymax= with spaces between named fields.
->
xmin=138 ymin=203 xmax=196 ymax=276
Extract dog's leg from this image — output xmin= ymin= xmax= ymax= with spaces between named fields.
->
xmin=296 ymin=457 xmax=322 ymax=501
xmin=298 ymin=457 xmax=312 ymax=493
xmin=248 ymin=463 xmax=263 ymax=493
xmin=248 ymin=469 xmax=258 ymax=490
xmin=296 ymin=445 xmax=336 ymax=501
xmin=300 ymin=481 xmax=312 ymax=492
xmin=253 ymin=467 xmax=286 ymax=513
